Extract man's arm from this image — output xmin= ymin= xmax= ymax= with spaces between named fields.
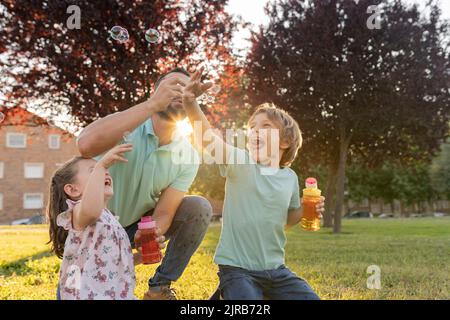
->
xmin=77 ymin=75 xmax=188 ymax=158
xmin=151 ymin=187 xmax=186 ymax=235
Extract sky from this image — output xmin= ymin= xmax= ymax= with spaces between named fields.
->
xmin=226 ymin=0 xmax=450 ymax=55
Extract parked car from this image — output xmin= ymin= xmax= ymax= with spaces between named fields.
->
xmin=433 ymin=212 xmax=446 ymax=217
xmin=345 ymin=211 xmax=373 ymax=219
xmin=378 ymin=213 xmax=395 ymax=219
xmin=11 ymin=214 xmax=45 ymax=225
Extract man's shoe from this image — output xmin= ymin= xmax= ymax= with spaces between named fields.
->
xmin=143 ymin=285 xmax=177 ymax=300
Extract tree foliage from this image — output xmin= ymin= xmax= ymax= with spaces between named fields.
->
xmin=0 ymin=0 xmax=240 ymax=126
xmin=430 ymin=138 xmax=450 ymax=199
xmin=245 ymin=0 xmax=450 ymax=232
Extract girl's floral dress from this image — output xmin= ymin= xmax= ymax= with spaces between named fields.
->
xmin=57 ymin=199 xmax=136 ymax=300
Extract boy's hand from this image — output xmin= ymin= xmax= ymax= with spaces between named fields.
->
xmin=316 ymin=196 xmax=325 ymax=219
xmin=134 ymin=227 xmax=166 ymax=251
xmin=182 ymin=67 xmax=213 ymax=104
xmin=149 ymin=74 xmax=187 ymax=112
xmin=97 ymin=144 xmax=133 ymax=169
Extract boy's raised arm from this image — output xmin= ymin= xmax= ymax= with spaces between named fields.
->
xmin=182 ymin=68 xmax=233 ymax=164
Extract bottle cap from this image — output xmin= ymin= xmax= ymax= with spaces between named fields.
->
xmin=303 ymin=177 xmax=321 ymax=197
xmin=138 ymin=216 xmax=156 ymax=229
xmin=305 ymin=177 xmax=318 ymax=188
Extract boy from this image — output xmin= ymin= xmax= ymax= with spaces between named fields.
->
xmin=182 ymin=68 xmax=325 ymax=300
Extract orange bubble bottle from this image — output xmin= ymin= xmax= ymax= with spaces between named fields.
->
xmin=300 ymin=177 xmax=322 ymax=231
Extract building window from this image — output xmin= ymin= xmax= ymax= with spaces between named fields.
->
xmin=0 ymin=162 xmax=4 ymax=179
xmin=23 ymin=193 xmax=44 ymax=209
xmin=48 ymin=134 xmax=61 ymax=149
xmin=24 ymin=163 xmax=44 ymax=179
xmin=0 ymin=193 xmax=3 ymax=211
xmin=6 ymin=133 xmax=27 ymax=148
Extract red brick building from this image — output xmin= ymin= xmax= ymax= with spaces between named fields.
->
xmin=0 ymin=107 xmax=79 ymax=224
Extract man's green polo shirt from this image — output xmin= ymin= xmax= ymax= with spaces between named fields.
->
xmin=104 ymin=119 xmax=199 ymax=227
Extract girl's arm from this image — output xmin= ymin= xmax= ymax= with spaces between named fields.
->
xmin=72 ymin=144 xmax=133 ymax=230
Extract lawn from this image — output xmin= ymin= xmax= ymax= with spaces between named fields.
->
xmin=0 ymin=218 xmax=449 ymax=300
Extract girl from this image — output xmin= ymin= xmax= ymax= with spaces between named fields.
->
xmin=47 ymin=144 xmax=164 ymax=300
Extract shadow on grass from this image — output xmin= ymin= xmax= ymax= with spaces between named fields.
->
xmin=0 ymin=250 xmax=54 ymax=277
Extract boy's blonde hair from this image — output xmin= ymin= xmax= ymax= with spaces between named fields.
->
xmin=248 ymin=103 xmax=302 ymax=168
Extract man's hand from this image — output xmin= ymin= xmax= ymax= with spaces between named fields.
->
xmin=134 ymin=226 xmax=166 ymax=251
xmin=182 ymin=67 xmax=213 ymax=104
xmin=149 ymin=75 xmax=188 ymax=112
xmin=97 ymin=143 xmax=133 ymax=169
xmin=316 ymin=196 xmax=325 ymax=219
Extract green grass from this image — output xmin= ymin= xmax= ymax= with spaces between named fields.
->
xmin=0 ymin=218 xmax=449 ymax=300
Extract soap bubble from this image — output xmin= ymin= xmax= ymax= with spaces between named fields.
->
xmin=117 ymin=30 xmax=129 ymax=43
xmin=0 ymin=112 xmax=5 ymax=124
xmin=109 ymin=26 xmax=124 ymax=39
xmin=208 ymin=95 xmax=215 ymax=103
xmin=210 ymin=85 xmax=221 ymax=95
xmin=202 ymin=95 xmax=215 ymax=105
xmin=145 ymin=28 xmax=160 ymax=44
xmin=109 ymin=26 xmax=129 ymax=43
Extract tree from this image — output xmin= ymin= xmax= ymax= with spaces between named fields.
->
xmin=245 ymin=0 xmax=450 ymax=232
xmin=430 ymin=138 xmax=450 ymax=200
xmin=346 ymin=161 xmax=438 ymax=216
xmin=0 ymin=0 xmax=240 ymax=126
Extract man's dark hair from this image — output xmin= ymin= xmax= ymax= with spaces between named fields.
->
xmin=155 ymin=67 xmax=190 ymax=89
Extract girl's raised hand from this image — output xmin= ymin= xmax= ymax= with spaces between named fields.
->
xmin=98 ymin=143 xmax=133 ymax=169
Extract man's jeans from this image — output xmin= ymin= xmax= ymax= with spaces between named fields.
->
xmin=125 ymin=195 xmax=213 ymax=288
xmin=218 ymin=265 xmax=320 ymax=300
xmin=56 ymin=195 xmax=212 ymax=299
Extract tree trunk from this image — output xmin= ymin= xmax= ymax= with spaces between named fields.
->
xmin=333 ymin=128 xmax=351 ymax=234
xmin=323 ymin=162 xmax=338 ymax=228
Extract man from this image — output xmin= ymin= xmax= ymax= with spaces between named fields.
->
xmin=77 ymin=68 xmax=213 ymax=300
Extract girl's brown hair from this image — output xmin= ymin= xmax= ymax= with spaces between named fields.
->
xmin=46 ymin=156 xmax=84 ymax=259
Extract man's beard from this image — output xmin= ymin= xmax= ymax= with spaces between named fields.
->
xmin=157 ymin=102 xmax=187 ymax=122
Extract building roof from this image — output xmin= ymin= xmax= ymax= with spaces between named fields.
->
xmin=0 ymin=106 xmax=74 ymax=136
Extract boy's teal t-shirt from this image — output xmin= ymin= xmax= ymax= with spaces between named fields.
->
xmin=214 ymin=147 xmax=301 ymax=271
